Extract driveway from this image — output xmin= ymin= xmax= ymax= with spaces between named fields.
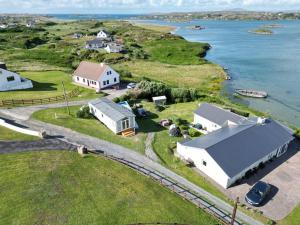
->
xmin=225 ymin=139 xmax=300 ymax=220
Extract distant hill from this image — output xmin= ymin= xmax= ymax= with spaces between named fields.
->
xmin=139 ymin=11 xmax=300 ymax=21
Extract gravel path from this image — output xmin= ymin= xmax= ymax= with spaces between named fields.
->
xmin=145 ymin=132 xmax=161 ymax=162
xmin=0 ymin=139 xmax=77 ymax=154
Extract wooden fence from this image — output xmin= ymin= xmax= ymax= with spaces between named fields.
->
xmin=0 ymin=87 xmax=80 ymax=107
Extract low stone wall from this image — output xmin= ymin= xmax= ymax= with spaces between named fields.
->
xmin=0 ymin=118 xmax=40 ymax=137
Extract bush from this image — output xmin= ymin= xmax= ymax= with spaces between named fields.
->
xmin=76 ymin=106 xmax=92 ymax=119
xmin=189 ymin=128 xmax=201 ymax=137
xmin=118 ymin=69 xmax=133 ymax=78
xmin=155 ymin=104 xmax=165 ymax=112
xmin=113 ymin=97 xmax=120 ymax=103
xmin=229 ymin=108 xmax=250 ymax=117
xmin=267 ymin=219 xmax=276 ymax=225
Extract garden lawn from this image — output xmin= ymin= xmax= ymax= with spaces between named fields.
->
xmin=0 ymin=151 xmax=218 ymax=225
xmin=0 ymin=71 xmax=101 ymax=101
xmin=279 ymin=205 xmax=300 ymax=225
xmin=114 ymin=60 xmax=226 ymax=91
xmin=32 ymin=106 xmax=147 ymax=154
xmin=0 ymin=125 xmax=39 ymax=141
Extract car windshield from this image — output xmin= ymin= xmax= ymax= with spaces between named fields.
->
xmin=253 ymin=189 xmax=263 ymax=197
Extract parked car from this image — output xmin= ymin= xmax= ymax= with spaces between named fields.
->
xmin=245 ymin=181 xmax=271 ymax=206
xmin=127 ymin=82 xmax=136 ymax=89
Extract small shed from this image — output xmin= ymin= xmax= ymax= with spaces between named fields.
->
xmin=152 ymin=96 xmax=167 ymax=105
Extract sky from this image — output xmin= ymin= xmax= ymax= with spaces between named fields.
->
xmin=1 ymin=0 xmax=300 ymax=14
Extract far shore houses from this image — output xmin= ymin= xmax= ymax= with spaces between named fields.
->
xmin=73 ymin=61 xmax=120 ymax=92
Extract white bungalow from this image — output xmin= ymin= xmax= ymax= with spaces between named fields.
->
xmin=89 ymin=97 xmax=136 ymax=137
xmin=177 ymin=115 xmax=295 ymax=189
xmin=0 ymin=66 xmax=33 ymax=91
xmin=194 ymin=103 xmax=246 ymax=132
xmin=105 ymin=43 xmax=124 ymax=53
xmin=73 ymin=61 xmax=120 ymax=92
xmin=97 ymin=30 xmax=109 ymax=39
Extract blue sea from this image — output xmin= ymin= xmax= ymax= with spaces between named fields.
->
xmin=51 ymin=14 xmax=300 ymax=127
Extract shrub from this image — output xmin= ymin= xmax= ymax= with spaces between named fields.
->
xmin=267 ymin=219 xmax=276 ymax=225
xmin=113 ymin=97 xmax=120 ymax=103
xmin=118 ymin=69 xmax=133 ymax=78
xmin=76 ymin=106 xmax=92 ymax=119
xmin=155 ymin=104 xmax=165 ymax=112
xmin=189 ymin=128 xmax=201 ymax=137
xmin=118 ymin=94 xmax=131 ymax=102
xmin=229 ymin=108 xmax=250 ymax=117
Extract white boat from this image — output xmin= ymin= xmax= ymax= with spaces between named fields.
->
xmin=235 ymin=89 xmax=268 ymax=98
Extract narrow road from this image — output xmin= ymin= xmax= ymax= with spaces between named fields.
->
xmin=0 ymin=110 xmax=264 ymax=225
xmin=145 ymin=132 xmax=161 ymax=162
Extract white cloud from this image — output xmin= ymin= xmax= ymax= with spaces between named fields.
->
xmin=1 ymin=0 xmax=300 ymax=13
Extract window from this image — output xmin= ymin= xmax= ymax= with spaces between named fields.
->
xmin=122 ymin=118 xmax=130 ymax=130
xmin=77 ymin=77 xmax=79 ymax=81
xmin=83 ymin=78 xmax=85 ymax=83
xmin=114 ymin=77 xmax=117 ymax=82
xmin=107 ymin=80 xmax=110 ymax=85
xmin=103 ymin=81 xmax=106 ymax=85
xmin=7 ymin=76 xmax=15 ymax=82
xmin=107 ymin=71 xmax=112 ymax=75
xmin=202 ymin=160 xmax=207 ymax=166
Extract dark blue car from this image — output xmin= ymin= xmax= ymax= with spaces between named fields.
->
xmin=245 ymin=181 xmax=271 ymax=206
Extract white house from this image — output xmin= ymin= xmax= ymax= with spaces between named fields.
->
xmin=152 ymin=96 xmax=167 ymax=105
xmin=177 ymin=117 xmax=295 ymax=189
xmin=0 ymin=66 xmax=33 ymax=91
xmin=0 ymin=24 xmax=8 ymax=29
xmin=73 ymin=61 xmax=120 ymax=92
xmin=105 ymin=43 xmax=124 ymax=53
xmin=194 ymin=103 xmax=246 ymax=132
xmin=26 ymin=21 xmax=36 ymax=28
xmin=97 ymin=30 xmax=109 ymax=39
xmin=89 ymin=97 xmax=136 ymax=137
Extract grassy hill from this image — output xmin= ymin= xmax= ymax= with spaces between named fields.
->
xmin=0 ymin=151 xmax=218 ymax=225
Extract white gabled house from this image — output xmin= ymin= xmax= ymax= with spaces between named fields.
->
xmin=73 ymin=61 xmax=120 ymax=92
xmin=194 ymin=103 xmax=246 ymax=132
xmin=105 ymin=43 xmax=124 ymax=53
xmin=0 ymin=65 xmax=33 ymax=91
xmin=89 ymin=97 xmax=136 ymax=137
xmin=177 ymin=103 xmax=295 ymax=189
xmin=97 ymin=30 xmax=109 ymax=39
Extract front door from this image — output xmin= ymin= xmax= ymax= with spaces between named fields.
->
xmin=122 ymin=118 xmax=130 ymax=131
xmin=87 ymin=80 xmax=90 ymax=86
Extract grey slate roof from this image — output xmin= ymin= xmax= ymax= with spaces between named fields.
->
xmin=89 ymin=97 xmax=135 ymax=121
xmin=194 ymin=103 xmax=246 ymax=126
xmin=86 ymin=38 xmax=105 ymax=45
xmin=181 ymin=119 xmax=294 ymax=177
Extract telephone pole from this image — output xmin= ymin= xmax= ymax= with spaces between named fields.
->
xmin=62 ymin=81 xmax=70 ymax=115
xmin=230 ymin=197 xmax=239 ymax=225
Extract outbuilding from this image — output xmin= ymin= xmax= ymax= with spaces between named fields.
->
xmin=89 ymin=97 xmax=136 ymax=137
xmin=152 ymin=96 xmax=167 ymax=105
xmin=73 ymin=61 xmax=120 ymax=91
xmin=177 ymin=117 xmax=295 ymax=189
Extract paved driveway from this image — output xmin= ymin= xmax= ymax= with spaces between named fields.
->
xmin=225 ymin=139 xmax=300 ymax=220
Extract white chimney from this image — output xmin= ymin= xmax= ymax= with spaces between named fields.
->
xmin=100 ymin=63 xmax=104 ymax=67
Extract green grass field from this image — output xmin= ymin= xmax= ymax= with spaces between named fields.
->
xmin=114 ymin=60 xmax=226 ymax=91
xmin=32 ymin=106 xmax=148 ymax=154
xmin=0 ymin=71 xmax=101 ymax=101
xmin=0 ymin=125 xmax=39 ymax=141
xmin=0 ymin=151 xmax=218 ymax=225
xmin=143 ymin=39 xmax=210 ymax=65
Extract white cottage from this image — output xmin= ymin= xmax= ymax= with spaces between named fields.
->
xmin=0 ymin=67 xmax=33 ymax=91
xmin=177 ymin=117 xmax=295 ymax=189
xmin=89 ymin=97 xmax=136 ymax=137
xmin=73 ymin=61 xmax=120 ymax=92
xmin=194 ymin=103 xmax=246 ymax=132
xmin=97 ymin=30 xmax=109 ymax=39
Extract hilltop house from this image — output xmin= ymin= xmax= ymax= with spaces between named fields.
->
xmin=194 ymin=103 xmax=246 ymax=132
xmin=97 ymin=30 xmax=109 ymax=39
xmin=105 ymin=43 xmax=124 ymax=53
xmin=0 ymin=65 xmax=33 ymax=91
xmin=89 ymin=97 xmax=136 ymax=137
xmin=85 ymin=38 xmax=106 ymax=50
xmin=177 ymin=103 xmax=295 ymax=189
xmin=73 ymin=61 xmax=119 ymax=92
xmin=73 ymin=33 xmax=83 ymax=39
xmin=0 ymin=24 xmax=8 ymax=29
xmin=26 ymin=21 xmax=36 ymax=28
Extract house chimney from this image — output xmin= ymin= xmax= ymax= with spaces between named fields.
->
xmin=100 ymin=63 xmax=104 ymax=67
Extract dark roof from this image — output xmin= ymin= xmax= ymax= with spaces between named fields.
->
xmin=194 ymin=103 xmax=246 ymax=126
xmin=86 ymin=38 xmax=104 ymax=45
xmin=181 ymin=119 xmax=294 ymax=177
xmin=89 ymin=97 xmax=135 ymax=121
